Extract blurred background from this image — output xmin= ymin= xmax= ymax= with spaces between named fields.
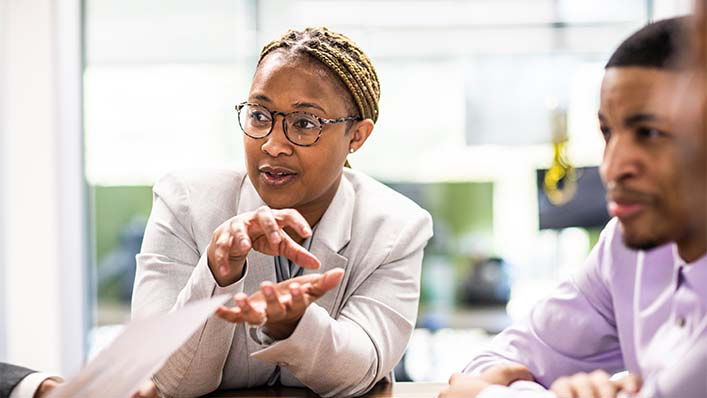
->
xmin=0 ymin=0 xmax=695 ymax=382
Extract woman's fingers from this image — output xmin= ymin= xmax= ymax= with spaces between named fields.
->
xmin=261 ymin=281 xmax=287 ymax=319
xmin=288 ymin=282 xmax=308 ymax=312
xmin=273 ymin=209 xmax=313 ymax=239
xmin=235 ymin=293 xmax=266 ymax=325
xmin=279 ymin=232 xmax=321 ymax=270
xmin=215 ymin=305 xmax=243 ymax=323
xmin=229 ymin=219 xmax=251 ymax=254
xmin=254 ymin=206 xmax=283 ymax=245
xmin=308 ymin=268 xmax=345 ymax=297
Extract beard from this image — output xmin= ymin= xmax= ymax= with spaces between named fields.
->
xmin=620 ymin=220 xmax=671 ymax=252
xmin=622 ymin=234 xmax=663 ymax=251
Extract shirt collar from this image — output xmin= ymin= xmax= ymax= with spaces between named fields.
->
xmin=671 ymin=244 xmax=707 ymax=298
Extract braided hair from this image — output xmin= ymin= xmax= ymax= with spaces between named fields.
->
xmin=258 ymin=27 xmax=380 ymax=123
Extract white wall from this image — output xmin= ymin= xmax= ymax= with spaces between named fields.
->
xmin=0 ymin=0 xmax=8 ymax=362
xmin=0 ymin=0 xmax=87 ymax=376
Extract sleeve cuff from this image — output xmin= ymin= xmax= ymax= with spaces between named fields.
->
xmin=249 ymin=303 xmax=330 ymax=364
xmin=188 ymin=250 xmax=248 ymax=301
xmin=9 ymin=372 xmax=63 ymax=398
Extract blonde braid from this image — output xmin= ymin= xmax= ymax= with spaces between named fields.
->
xmin=258 ymin=27 xmax=380 ymax=123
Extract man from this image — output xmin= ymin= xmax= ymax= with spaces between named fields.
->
xmin=442 ymin=16 xmax=706 ymax=398
xmin=0 ymin=363 xmax=61 ymax=398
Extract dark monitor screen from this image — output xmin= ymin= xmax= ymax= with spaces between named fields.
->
xmin=537 ymin=166 xmax=611 ymax=230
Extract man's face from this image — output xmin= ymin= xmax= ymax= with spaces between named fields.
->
xmin=599 ymin=67 xmax=706 ymax=253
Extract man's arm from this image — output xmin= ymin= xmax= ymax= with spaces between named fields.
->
xmin=464 ymin=221 xmax=626 ymax=387
xmin=0 ymin=363 xmax=62 ymax=398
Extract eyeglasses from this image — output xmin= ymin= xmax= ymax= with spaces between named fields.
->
xmin=235 ymin=102 xmax=361 ymax=147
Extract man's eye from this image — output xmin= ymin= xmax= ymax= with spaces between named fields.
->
xmin=600 ymin=127 xmax=611 ymax=141
xmin=636 ymin=127 xmax=664 ymax=140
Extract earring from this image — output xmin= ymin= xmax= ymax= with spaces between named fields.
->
xmin=349 ymin=148 xmax=355 ymax=153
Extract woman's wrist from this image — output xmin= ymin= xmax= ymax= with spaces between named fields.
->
xmin=208 ymin=256 xmax=246 ymax=287
xmin=263 ymin=317 xmax=301 ymax=341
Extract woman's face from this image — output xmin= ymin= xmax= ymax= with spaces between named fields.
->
xmin=244 ymin=52 xmax=369 ymax=219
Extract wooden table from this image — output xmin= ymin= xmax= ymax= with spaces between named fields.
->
xmin=205 ymin=382 xmax=447 ymax=398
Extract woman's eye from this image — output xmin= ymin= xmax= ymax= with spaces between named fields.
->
xmin=292 ymin=118 xmax=317 ymax=130
xmin=251 ymin=111 xmax=269 ymax=122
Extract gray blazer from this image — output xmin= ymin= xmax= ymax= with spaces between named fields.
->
xmin=132 ymin=168 xmax=433 ymax=398
xmin=0 ymin=363 xmax=34 ymax=398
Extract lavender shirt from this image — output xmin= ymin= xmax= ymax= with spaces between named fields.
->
xmin=465 ymin=218 xmax=707 ymax=397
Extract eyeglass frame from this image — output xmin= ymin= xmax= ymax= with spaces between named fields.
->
xmin=235 ymin=101 xmax=362 ymax=147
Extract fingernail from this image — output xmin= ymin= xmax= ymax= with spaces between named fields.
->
xmin=264 ymin=287 xmax=273 ymax=297
xmin=240 ymin=239 xmax=249 ymax=250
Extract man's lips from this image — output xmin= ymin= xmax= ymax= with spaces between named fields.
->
xmin=607 ymin=200 xmax=647 ymax=219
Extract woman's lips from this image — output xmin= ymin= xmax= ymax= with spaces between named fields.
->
xmin=259 ymin=167 xmax=298 ymax=186
xmin=607 ymin=201 xmax=647 ymax=219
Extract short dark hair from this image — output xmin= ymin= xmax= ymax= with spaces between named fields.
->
xmin=606 ymin=16 xmax=688 ymax=70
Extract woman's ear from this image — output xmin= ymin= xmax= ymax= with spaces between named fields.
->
xmin=347 ymin=119 xmax=374 ymax=153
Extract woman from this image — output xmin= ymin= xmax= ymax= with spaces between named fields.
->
xmin=132 ymin=27 xmax=433 ymax=398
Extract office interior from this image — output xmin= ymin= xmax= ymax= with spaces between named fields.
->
xmin=0 ymin=0 xmax=696 ymax=382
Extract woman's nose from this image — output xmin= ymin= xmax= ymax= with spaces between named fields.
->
xmin=261 ymin=116 xmax=293 ymax=157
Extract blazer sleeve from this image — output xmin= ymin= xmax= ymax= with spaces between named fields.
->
xmin=251 ymin=211 xmax=433 ymax=397
xmin=0 ymin=363 xmax=35 ymax=398
xmin=462 ymin=223 xmax=624 ymax=387
xmin=131 ymin=173 xmax=247 ymax=398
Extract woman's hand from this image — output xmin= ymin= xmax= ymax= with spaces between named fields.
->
xmin=207 ymin=206 xmax=321 ymax=286
xmin=550 ymin=370 xmax=642 ymax=398
xmin=215 ymin=268 xmax=345 ymax=340
xmin=131 ymin=380 xmax=158 ymax=398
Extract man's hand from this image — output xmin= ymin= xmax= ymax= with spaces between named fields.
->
xmin=550 ymin=370 xmax=642 ymax=398
xmin=207 ymin=206 xmax=321 ymax=286
xmin=34 ymin=378 xmax=60 ymax=398
xmin=439 ymin=363 xmax=534 ymax=398
xmin=215 ymin=268 xmax=345 ymax=339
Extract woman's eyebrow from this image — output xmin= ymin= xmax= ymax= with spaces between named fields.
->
xmin=293 ymin=101 xmax=326 ymax=113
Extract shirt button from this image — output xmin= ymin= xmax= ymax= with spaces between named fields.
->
xmin=676 ymin=316 xmax=686 ymax=327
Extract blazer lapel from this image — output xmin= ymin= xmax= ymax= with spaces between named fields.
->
xmin=236 ymin=173 xmax=355 ymax=308
xmin=306 ymin=176 xmax=354 ymax=314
